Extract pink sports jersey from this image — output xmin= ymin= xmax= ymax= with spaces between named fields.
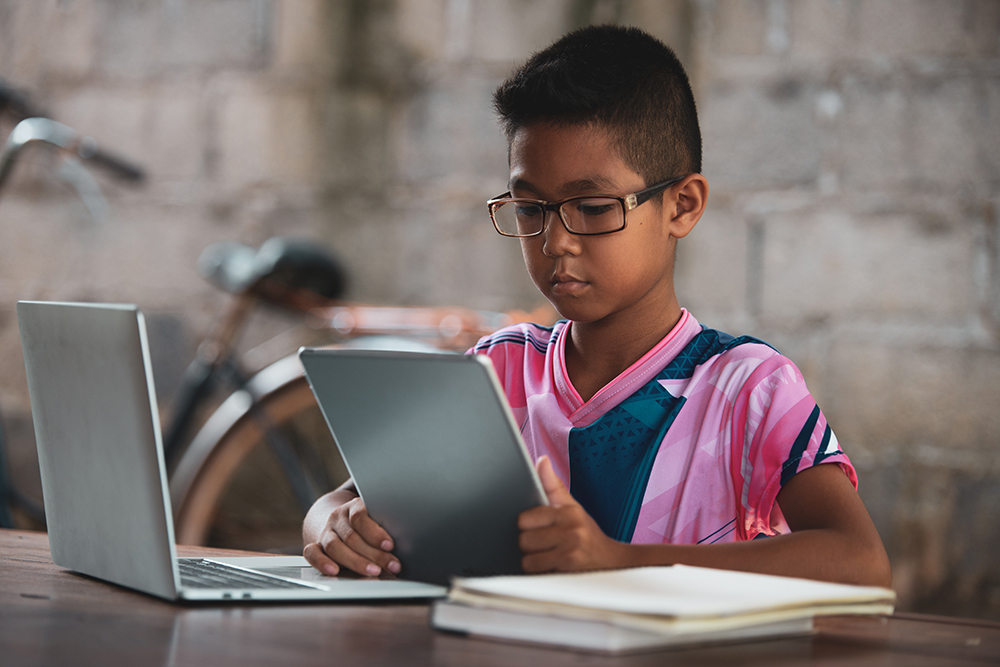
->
xmin=471 ymin=309 xmax=857 ymax=545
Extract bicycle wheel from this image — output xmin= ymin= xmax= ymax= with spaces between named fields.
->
xmin=169 ymin=354 xmax=348 ymax=552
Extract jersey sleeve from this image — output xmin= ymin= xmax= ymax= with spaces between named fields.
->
xmin=729 ymin=353 xmax=857 ymax=540
xmin=467 ymin=322 xmax=558 ymax=414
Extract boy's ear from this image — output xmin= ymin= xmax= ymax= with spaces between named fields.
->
xmin=666 ymin=174 xmax=708 ymax=239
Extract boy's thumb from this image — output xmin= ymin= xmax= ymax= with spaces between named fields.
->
xmin=536 ymin=456 xmax=576 ymax=507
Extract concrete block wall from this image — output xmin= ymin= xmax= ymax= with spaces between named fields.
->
xmin=681 ymin=0 xmax=1000 ymax=619
xmin=1 ymin=0 xmax=998 ymax=618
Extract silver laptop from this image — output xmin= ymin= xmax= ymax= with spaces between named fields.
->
xmin=16 ymin=300 xmax=446 ymax=601
xmin=299 ymin=347 xmax=549 ymax=586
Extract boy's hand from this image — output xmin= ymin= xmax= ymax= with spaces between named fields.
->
xmin=517 ymin=456 xmax=627 ymax=573
xmin=302 ymin=492 xmax=401 ymax=578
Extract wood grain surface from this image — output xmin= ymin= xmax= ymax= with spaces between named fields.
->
xmin=2 ymin=529 xmax=998 ymax=666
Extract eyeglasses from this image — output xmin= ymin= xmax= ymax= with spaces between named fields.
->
xmin=487 ymin=175 xmax=688 ymax=238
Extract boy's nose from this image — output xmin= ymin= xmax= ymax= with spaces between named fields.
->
xmin=541 ymin=211 xmax=582 ymax=257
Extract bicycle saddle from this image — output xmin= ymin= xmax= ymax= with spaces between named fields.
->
xmin=197 ymin=237 xmax=347 ymax=305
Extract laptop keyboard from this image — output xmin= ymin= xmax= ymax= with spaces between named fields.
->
xmin=178 ymin=558 xmax=312 ymax=590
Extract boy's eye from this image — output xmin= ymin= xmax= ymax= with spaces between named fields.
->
xmin=514 ymin=203 xmax=543 ymax=218
xmin=575 ymin=199 xmax=617 ymax=217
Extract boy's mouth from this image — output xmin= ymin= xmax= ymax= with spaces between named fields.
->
xmin=550 ymin=274 xmax=588 ymax=295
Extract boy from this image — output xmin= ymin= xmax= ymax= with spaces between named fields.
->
xmin=303 ymin=25 xmax=891 ymax=587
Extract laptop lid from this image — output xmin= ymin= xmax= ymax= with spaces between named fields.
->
xmin=18 ymin=301 xmax=180 ymax=599
xmin=299 ymin=347 xmax=548 ymax=586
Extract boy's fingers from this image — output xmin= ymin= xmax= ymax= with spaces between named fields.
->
xmin=536 ymin=456 xmax=577 ymax=507
xmin=349 ymin=507 xmax=395 ymax=552
xmin=339 ymin=529 xmax=401 ymax=574
xmin=518 ymin=523 xmax=563 ymax=554
xmin=343 ymin=505 xmax=400 ymax=573
xmin=303 ymin=542 xmax=340 ymax=576
xmin=322 ymin=535 xmax=386 ymax=578
xmin=321 ymin=501 xmax=401 ymax=576
xmin=518 ymin=505 xmax=558 ymax=530
xmin=521 ymin=548 xmax=566 ymax=574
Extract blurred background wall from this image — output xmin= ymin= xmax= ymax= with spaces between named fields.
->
xmin=0 ymin=0 xmax=998 ymax=618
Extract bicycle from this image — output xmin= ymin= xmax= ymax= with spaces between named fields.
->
xmin=0 ymin=94 xmax=551 ymax=552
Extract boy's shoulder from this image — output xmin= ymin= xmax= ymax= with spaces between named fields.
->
xmin=669 ymin=322 xmax=801 ymax=383
xmin=471 ymin=320 xmax=565 ymax=357
xmin=681 ymin=325 xmax=779 ymax=364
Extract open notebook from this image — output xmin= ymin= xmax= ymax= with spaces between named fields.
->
xmin=17 ymin=300 xmax=445 ymax=601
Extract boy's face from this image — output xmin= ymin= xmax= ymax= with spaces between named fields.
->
xmin=508 ymin=122 xmax=678 ymax=326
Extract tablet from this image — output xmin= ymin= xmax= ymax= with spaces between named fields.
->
xmin=298 ymin=348 xmax=548 ymax=585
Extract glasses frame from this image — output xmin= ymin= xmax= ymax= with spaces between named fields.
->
xmin=487 ymin=174 xmax=689 ymax=238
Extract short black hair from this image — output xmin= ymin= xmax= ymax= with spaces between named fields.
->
xmin=493 ymin=25 xmax=701 ymax=184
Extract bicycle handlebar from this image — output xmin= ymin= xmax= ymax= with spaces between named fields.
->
xmin=75 ymin=136 xmax=146 ymax=182
xmin=0 ymin=117 xmax=145 ymax=194
xmin=0 ymin=81 xmax=44 ymax=120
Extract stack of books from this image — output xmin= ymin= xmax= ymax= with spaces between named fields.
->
xmin=432 ymin=565 xmax=895 ymax=654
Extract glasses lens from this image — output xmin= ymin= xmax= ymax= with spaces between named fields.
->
xmin=492 ymin=200 xmax=545 ymax=236
xmin=560 ymin=198 xmax=624 ymax=234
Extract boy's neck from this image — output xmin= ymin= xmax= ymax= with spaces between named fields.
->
xmin=564 ymin=297 xmax=684 ymax=404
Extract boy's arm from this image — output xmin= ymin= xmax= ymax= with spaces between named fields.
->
xmin=302 ymin=478 xmax=401 ymax=577
xmin=518 ymin=457 xmax=892 ymax=587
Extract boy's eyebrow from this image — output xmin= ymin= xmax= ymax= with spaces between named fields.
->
xmin=508 ymin=176 xmax=626 ymax=197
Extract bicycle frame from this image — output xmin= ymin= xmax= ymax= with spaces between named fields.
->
xmin=161 ymin=291 xmax=334 ymax=515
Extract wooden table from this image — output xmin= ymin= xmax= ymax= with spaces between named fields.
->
xmin=2 ymin=529 xmax=998 ymax=666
